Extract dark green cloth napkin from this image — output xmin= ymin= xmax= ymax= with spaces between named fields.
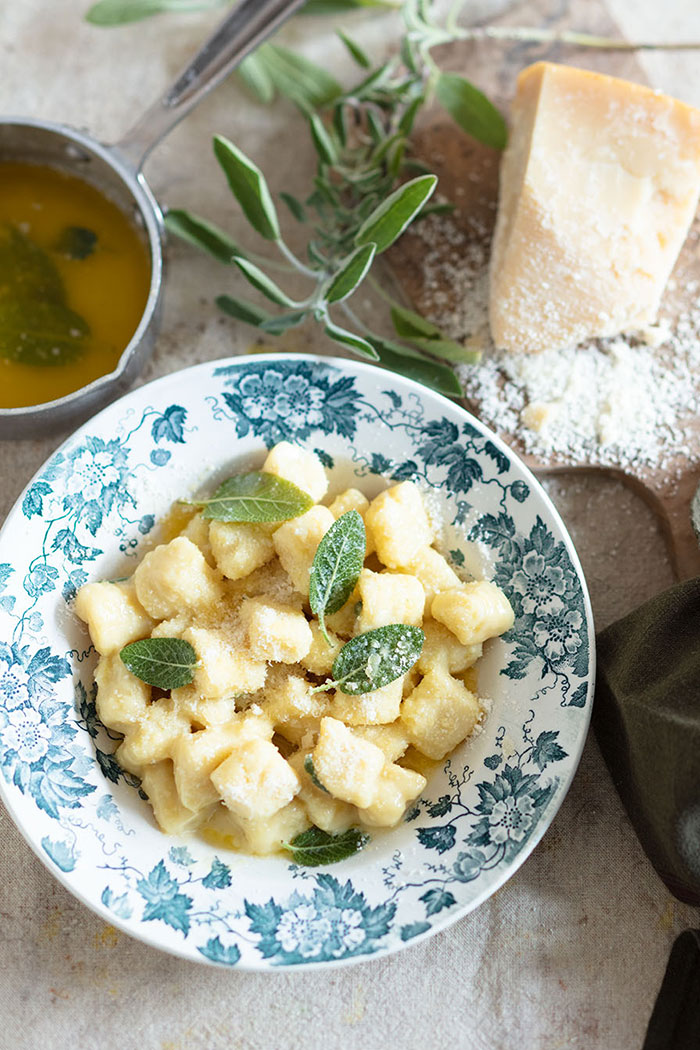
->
xmin=643 ymin=929 xmax=700 ymax=1050
xmin=594 ymin=577 xmax=700 ymax=905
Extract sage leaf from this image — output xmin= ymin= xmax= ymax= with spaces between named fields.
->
xmin=87 ymin=0 xmax=393 ymax=27
xmin=216 ymin=294 xmax=277 ymax=328
xmin=389 ymin=307 xmax=480 ymax=364
xmin=351 ymin=61 xmax=392 ymax=100
xmin=309 ymin=113 xmax=338 ymax=165
xmin=233 ymin=257 xmax=297 ymax=307
xmin=371 ymin=129 xmax=403 ymax=165
xmin=304 ymin=0 xmax=394 ymax=11
xmin=120 ymin=637 xmax=197 ymax=690
xmin=325 ymin=243 xmax=376 ymax=304
xmin=259 ymin=309 xmax=309 ymax=335
xmin=0 ymin=225 xmax=65 ymax=305
xmin=337 ymin=30 xmax=370 ymax=68
xmin=0 ymin=300 xmax=89 ymax=366
xmin=355 ymin=175 xmax=437 ymax=253
xmin=400 ymin=36 xmax=419 ymax=76
xmin=218 ymin=294 xmax=305 ymax=339
xmin=188 ymin=470 xmax=314 ymax=523
xmin=237 ymin=52 xmax=276 ymax=104
xmin=406 ymin=335 xmax=481 ymax=365
xmin=324 ymin=320 xmax=379 ymax=360
xmin=262 ymin=45 xmax=342 ymax=109
xmin=403 ymin=159 xmax=433 ymax=177
xmin=398 ymin=93 xmax=424 ymax=135
xmin=213 ymin=135 xmax=281 ymax=242
xmin=85 ymin=0 xmax=225 ymax=24
xmin=85 ymin=0 xmax=396 ymax=29
xmin=390 ymin=304 xmax=442 ymax=341
xmin=327 ymin=624 xmax=424 ymax=695
xmin=435 ymin=73 xmax=507 ymax=150
xmin=388 ymin=141 xmax=406 ymax=179
xmin=0 ymin=224 xmax=91 ymax=364
xmin=364 ymin=108 xmax=383 ymax=144
xmin=165 ymin=209 xmax=243 ymax=264
xmin=307 ymin=242 xmax=328 ymax=269
xmin=54 ymin=226 xmax=97 ymax=260
xmin=304 ymin=755 xmax=329 ymax=793
xmin=279 ymin=192 xmax=306 ymax=223
xmin=369 ymin=337 xmax=463 ymax=397
xmin=309 ymin=510 xmax=365 ymax=643
xmin=332 ymin=104 xmax=348 ymax=148
xmin=313 ymin=176 xmax=340 ymax=208
xmin=368 ymin=333 xmax=437 ymax=363
xmin=415 ymin=201 xmax=455 ymax=220
xmin=283 ymin=825 xmax=370 ymax=866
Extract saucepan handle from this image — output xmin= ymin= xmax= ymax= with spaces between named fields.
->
xmin=619 ymin=469 xmax=700 ymax=582
xmin=533 ymin=463 xmax=700 ymax=582
xmin=113 ymin=0 xmax=307 ymax=172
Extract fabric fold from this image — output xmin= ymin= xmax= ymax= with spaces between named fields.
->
xmin=594 ymin=577 xmax=700 ymax=904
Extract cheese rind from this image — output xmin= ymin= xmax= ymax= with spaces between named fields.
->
xmin=489 ymin=61 xmax=700 ymax=354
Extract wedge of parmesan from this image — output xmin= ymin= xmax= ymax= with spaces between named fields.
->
xmin=489 ymin=61 xmax=700 ymax=354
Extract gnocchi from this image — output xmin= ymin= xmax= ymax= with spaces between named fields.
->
xmin=272 ymin=505 xmax=334 ymax=596
xmin=211 ymin=738 xmax=301 ymax=821
xmin=208 ymin=520 xmax=275 ymax=581
xmin=134 ymin=536 xmax=224 ymax=619
xmin=93 ymin=652 xmax=150 ymax=733
xmin=431 ymin=581 xmax=515 ymax=645
xmin=355 ymin=568 xmax=424 ymax=632
xmin=74 ymin=579 xmax=154 ymax=655
xmin=76 ymin=441 xmax=514 ymax=857
xmin=364 ymin=481 xmax=433 ymax=568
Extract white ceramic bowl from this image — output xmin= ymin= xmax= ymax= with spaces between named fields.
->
xmin=0 ymin=354 xmax=594 ymax=969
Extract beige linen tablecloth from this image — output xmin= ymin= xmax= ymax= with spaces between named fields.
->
xmin=1 ymin=2 xmax=698 ymax=1047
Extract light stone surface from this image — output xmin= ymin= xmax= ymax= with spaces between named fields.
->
xmin=0 ymin=1 xmax=698 ymax=1047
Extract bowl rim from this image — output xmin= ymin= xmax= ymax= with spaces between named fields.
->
xmin=0 ymin=351 xmax=596 ymax=968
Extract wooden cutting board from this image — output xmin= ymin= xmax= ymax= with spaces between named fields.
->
xmin=388 ymin=0 xmax=700 ymax=580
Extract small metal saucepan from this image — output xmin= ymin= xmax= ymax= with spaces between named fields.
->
xmin=0 ymin=0 xmax=306 ymax=439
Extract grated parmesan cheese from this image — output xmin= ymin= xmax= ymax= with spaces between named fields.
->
xmin=409 ymin=213 xmax=700 ymax=472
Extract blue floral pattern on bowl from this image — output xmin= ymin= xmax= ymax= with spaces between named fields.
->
xmin=0 ymin=354 xmax=594 ymax=969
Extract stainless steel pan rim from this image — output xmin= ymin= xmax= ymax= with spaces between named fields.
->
xmin=0 ymin=117 xmax=165 ymax=438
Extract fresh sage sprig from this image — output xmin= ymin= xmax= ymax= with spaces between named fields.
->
xmin=85 ymin=0 xmax=393 ymax=26
xmin=160 ymin=0 xmax=512 ymax=397
xmin=309 ymin=509 xmax=365 ymax=644
xmin=185 ymin=470 xmax=313 ymax=522
xmin=120 ymin=637 xmax=198 ymax=689
xmin=152 ymin=209 xmax=243 ymax=265
xmin=283 ymin=825 xmax=370 ymax=865
xmin=176 ymin=134 xmax=441 ymax=373
xmin=313 ymin=623 xmax=424 ymax=695
xmin=85 ymin=0 xmax=700 ymax=49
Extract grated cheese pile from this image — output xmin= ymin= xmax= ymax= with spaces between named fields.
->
xmin=411 ymin=213 xmax=700 ymax=473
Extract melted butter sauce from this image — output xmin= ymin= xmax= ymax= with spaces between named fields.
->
xmin=153 ymin=503 xmax=197 ymax=545
xmin=0 ymin=162 xmax=150 ymax=409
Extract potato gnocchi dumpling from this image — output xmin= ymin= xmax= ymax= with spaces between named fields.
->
xmin=76 ymin=443 xmax=514 ymax=855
